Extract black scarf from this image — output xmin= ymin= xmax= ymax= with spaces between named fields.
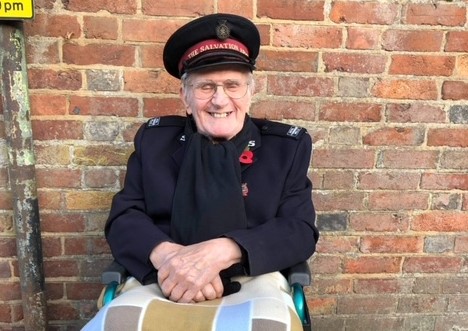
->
xmin=170 ymin=116 xmax=253 ymax=245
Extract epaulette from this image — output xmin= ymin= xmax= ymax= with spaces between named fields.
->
xmin=252 ymin=118 xmax=306 ymax=140
xmin=146 ymin=115 xmax=186 ymax=128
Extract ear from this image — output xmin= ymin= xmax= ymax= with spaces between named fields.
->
xmin=179 ymin=87 xmax=192 ymax=114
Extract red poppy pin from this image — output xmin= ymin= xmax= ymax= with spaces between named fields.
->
xmin=239 ymin=150 xmax=254 ymax=164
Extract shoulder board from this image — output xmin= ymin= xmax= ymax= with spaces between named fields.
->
xmin=146 ymin=116 xmax=186 ymax=128
xmin=252 ymin=118 xmax=306 ymax=140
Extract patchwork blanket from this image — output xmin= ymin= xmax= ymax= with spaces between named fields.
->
xmin=82 ymin=272 xmax=303 ymax=331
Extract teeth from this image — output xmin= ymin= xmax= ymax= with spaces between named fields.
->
xmin=210 ymin=112 xmax=230 ymax=118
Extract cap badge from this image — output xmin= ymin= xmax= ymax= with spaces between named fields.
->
xmin=216 ymin=20 xmax=230 ymax=40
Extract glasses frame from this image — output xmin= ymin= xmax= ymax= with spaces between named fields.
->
xmin=189 ymin=80 xmax=250 ymax=100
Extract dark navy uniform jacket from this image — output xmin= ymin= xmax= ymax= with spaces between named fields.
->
xmin=105 ymin=116 xmax=319 ymax=284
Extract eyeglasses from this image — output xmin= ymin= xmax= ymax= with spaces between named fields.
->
xmin=190 ymin=80 xmax=250 ymax=100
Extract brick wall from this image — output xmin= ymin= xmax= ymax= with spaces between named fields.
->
xmin=0 ymin=0 xmax=467 ymax=330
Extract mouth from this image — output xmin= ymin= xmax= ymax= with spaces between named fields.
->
xmin=208 ymin=111 xmax=232 ymax=118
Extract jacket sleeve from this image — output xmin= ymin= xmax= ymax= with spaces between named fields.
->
xmin=105 ymin=124 xmax=172 ymax=283
xmin=225 ymin=132 xmax=319 ymax=276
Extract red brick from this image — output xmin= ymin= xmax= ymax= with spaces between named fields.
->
xmin=368 ymin=192 xmax=429 ymax=210
xmin=313 ymin=149 xmax=375 ymax=168
xmin=330 ymin=2 xmax=398 ymax=24
xmin=65 ymin=191 xmax=114 ymax=210
xmin=141 ymin=0 xmax=211 ymax=16
xmin=323 ymin=170 xmax=354 ymax=190
xmin=84 ymin=169 xmax=118 ymax=188
xmin=316 ymin=236 xmax=359 ymax=254
xmin=74 ymin=145 xmax=131 ymax=166
xmin=30 ymin=94 xmax=67 ymax=116
xmin=372 ymin=79 xmax=438 ymax=100
xmin=83 ymin=16 xmax=118 ymax=40
xmin=124 ymin=70 xmax=179 ymax=94
xmin=346 ymin=27 xmax=380 ymax=50
xmin=35 ymin=145 xmax=71 ymax=166
xmin=32 ymin=120 xmax=83 ymax=140
xmin=363 ymin=127 xmax=424 ymax=146
xmin=323 ymin=53 xmax=387 ymax=74
xmin=258 ymin=0 xmax=324 ymax=20
xmin=42 ymin=237 xmax=62 ymax=258
xmin=219 ymin=0 xmax=253 ymax=17
xmin=310 ymin=278 xmax=352 ymax=295
xmin=0 ymin=261 xmax=11 ymax=278
xmin=63 ymin=43 xmax=136 ymax=66
xmin=427 ymin=128 xmax=468 ymax=147
xmin=28 ymin=69 xmax=82 ymax=90
xmin=421 ymin=173 xmax=468 ymax=190
xmin=66 ymin=282 xmax=103 ymax=300
xmin=359 ymin=171 xmax=421 ymax=190
xmin=405 ymin=4 xmax=466 ymax=26
xmin=251 ymin=100 xmax=316 ymax=121
xmin=383 ymin=30 xmax=443 ymax=52
xmin=403 ymin=256 xmax=463 ymax=273
xmin=386 ymin=103 xmax=446 ymax=123
xmin=257 ymin=50 xmax=319 ymax=72
xmin=319 ymin=102 xmax=382 ymax=122
xmin=47 ymin=302 xmax=80 ymax=321
xmin=64 ymin=0 xmax=136 ymax=14
xmin=446 ymin=31 xmax=468 ymax=52
xmin=69 ymin=96 xmax=139 ymax=117
xmin=272 ymin=25 xmax=342 ymax=48
xmin=360 ymin=236 xmax=423 ymax=254
xmin=123 ymin=19 xmax=181 ymax=43
xmin=310 ymin=255 xmax=342 ymax=274
xmin=455 ymin=237 xmax=468 ymax=253
xmin=306 ymin=297 xmax=337 ymax=315
xmin=0 ymin=283 xmax=21 ymax=300
xmin=314 ymin=191 xmax=366 ymax=211
xmin=354 ymin=278 xmax=408 ymax=294
xmin=268 ymin=75 xmax=334 ymax=97
xmin=350 ymin=212 xmax=410 ymax=232
xmin=390 ymin=55 xmax=455 ymax=76
xmin=380 ymin=149 xmax=438 ymax=169
xmin=0 ymin=304 xmax=12 ymax=323
xmin=24 ymin=14 xmax=81 ymax=38
xmin=36 ymin=168 xmax=81 ymax=188
xmin=442 ymin=81 xmax=468 ymax=100
xmin=141 ymin=44 xmax=164 ymax=68
xmin=0 ymin=238 xmax=16 ymax=258
xmin=398 ymin=295 xmax=446 ymax=313
xmin=64 ymin=237 xmax=110 ymax=255
xmin=37 ymin=191 xmax=63 ymax=210
xmin=344 ymin=257 xmax=402 ymax=274
xmin=143 ymin=98 xmax=185 ymax=118
xmin=413 ymin=212 xmax=468 ymax=232
xmin=41 ymin=213 xmax=86 ymax=233
xmin=26 ymin=40 xmax=60 ymax=64
xmin=44 ymin=260 xmax=80 ymax=278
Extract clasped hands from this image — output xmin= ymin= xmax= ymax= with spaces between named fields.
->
xmin=150 ymin=238 xmax=243 ymax=303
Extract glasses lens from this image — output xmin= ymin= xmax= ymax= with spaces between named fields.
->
xmin=192 ymin=81 xmax=248 ymax=99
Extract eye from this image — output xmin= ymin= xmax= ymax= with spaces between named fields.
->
xmin=224 ymin=81 xmax=241 ymax=91
xmin=197 ymin=82 xmax=216 ymax=91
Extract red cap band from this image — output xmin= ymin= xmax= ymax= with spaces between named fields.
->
xmin=178 ymin=38 xmax=250 ymax=73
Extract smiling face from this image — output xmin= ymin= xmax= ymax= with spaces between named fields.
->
xmin=181 ymin=66 xmax=254 ymax=140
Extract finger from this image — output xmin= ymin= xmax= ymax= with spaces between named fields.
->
xmin=159 ymin=277 xmax=176 ymax=298
xmin=211 ymin=276 xmax=224 ymax=298
xmin=193 ymin=291 xmax=206 ymax=302
xmin=201 ymin=284 xmax=217 ymax=301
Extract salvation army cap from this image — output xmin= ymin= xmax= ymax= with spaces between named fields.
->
xmin=163 ymin=13 xmax=261 ymax=79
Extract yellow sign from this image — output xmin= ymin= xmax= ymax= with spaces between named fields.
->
xmin=0 ymin=0 xmax=34 ymax=20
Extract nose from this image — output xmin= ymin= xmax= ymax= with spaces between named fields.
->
xmin=211 ymin=84 xmax=230 ymax=105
